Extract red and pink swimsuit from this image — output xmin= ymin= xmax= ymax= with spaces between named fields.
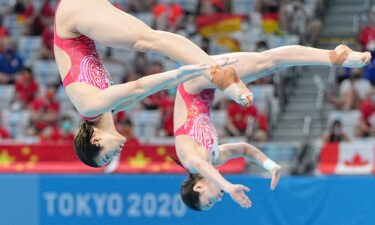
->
xmin=54 ymin=0 xmax=112 ymax=121
xmin=174 ymin=84 xmax=220 ymax=161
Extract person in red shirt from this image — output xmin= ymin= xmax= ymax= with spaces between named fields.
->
xmin=39 ymin=116 xmax=74 ymax=142
xmin=0 ymin=126 xmax=10 ymax=139
xmin=357 ymin=89 xmax=375 ymax=137
xmin=28 ymin=85 xmax=60 ymax=135
xmin=359 ymin=6 xmax=375 ymax=51
xmin=225 ymin=100 xmax=269 ymax=141
xmin=158 ymin=91 xmax=175 ymax=136
xmin=23 ymin=0 xmax=54 ymax=36
xmin=152 ymin=1 xmax=183 ymax=32
xmin=14 ymin=67 xmax=39 ymax=108
xmin=225 ymin=100 xmax=258 ymax=136
xmin=39 ymin=24 xmax=54 ymax=59
xmin=0 ymin=15 xmax=9 ymax=53
xmin=105 ymin=115 xmax=141 ymax=174
xmin=141 ymin=62 xmax=165 ymax=110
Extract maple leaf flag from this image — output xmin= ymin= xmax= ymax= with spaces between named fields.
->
xmin=319 ymin=142 xmax=375 ymax=174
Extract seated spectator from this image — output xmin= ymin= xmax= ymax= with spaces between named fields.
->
xmin=158 ymin=91 xmax=175 ymax=137
xmin=326 ymin=68 xmax=372 ymax=110
xmin=133 ymin=52 xmax=149 ymax=76
xmin=280 ymin=0 xmax=321 ymax=46
xmin=152 ymin=0 xmax=183 ymax=32
xmin=303 ymin=1 xmax=322 ymax=47
xmin=27 ymin=85 xmax=60 ymax=136
xmin=39 ymin=116 xmax=74 ymax=142
xmin=13 ymin=67 xmax=39 ymax=109
xmin=357 ymin=89 xmax=375 ymax=137
xmin=197 ymin=0 xmax=225 ymax=14
xmin=0 ymin=15 xmax=9 ymax=52
xmin=0 ymin=111 xmax=10 ymax=139
xmin=0 ymin=37 xmax=24 ymax=84
xmin=116 ymin=116 xmax=140 ymax=147
xmin=39 ymin=23 xmax=54 ymax=60
xmin=322 ymin=119 xmax=350 ymax=143
xmin=22 ymin=0 xmax=54 ymax=36
xmin=359 ymin=6 xmax=375 ymax=52
xmin=105 ymin=112 xmax=141 ymax=173
xmin=0 ymin=125 xmax=10 ymax=139
xmin=225 ymin=100 xmax=269 ymax=141
xmin=141 ymin=61 xmax=165 ymax=110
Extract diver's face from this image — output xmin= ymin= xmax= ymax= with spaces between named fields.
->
xmin=91 ymin=129 xmax=126 ymax=166
xmin=193 ymin=178 xmax=224 ymax=210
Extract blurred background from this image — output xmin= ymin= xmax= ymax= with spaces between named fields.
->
xmin=0 ymin=0 xmax=374 ymax=225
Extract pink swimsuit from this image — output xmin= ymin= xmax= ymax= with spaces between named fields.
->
xmin=54 ymin=0 xmax=112 ymax=121
xmin=174 ymin=84 xmax=219 ymax=162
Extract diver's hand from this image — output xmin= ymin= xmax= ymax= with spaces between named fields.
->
xmin=226 ymin=184 xmax=252 ymax=208
xmin=270 ymin=165 xmax=281 ymax=191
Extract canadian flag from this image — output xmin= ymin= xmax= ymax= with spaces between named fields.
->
xmin=319 ymin=142 xmax=375 ymax=174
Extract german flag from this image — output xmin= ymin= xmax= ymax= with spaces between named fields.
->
xmin=262 ymin=12 xmax=279 ymax=34
xmin=196 ymin=13 xmax=246 ymax=38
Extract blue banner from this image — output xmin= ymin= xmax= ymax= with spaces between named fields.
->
xmin=0 ymin=175 xmax=374 ymax=225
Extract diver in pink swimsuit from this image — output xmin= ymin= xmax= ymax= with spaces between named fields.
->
xmin=174 ymin=85 xmax=220 ymax=163
xmin=172 ymin=45 xmax=371 ymax=210
xmin=53 ymin=0 xmax=240 ymax=168
xmin=173 ymin=81 xmax=281 ymax=211
xmin=54 ymin=5 xmax=112 ymax=121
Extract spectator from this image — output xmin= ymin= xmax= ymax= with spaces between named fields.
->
xmin=158 ymin=91 xmax=175 ymax=137
xmin=116 ymin=112 xmax=140 ymax=146
xmin=357 ymin=89 xmax=375 ymax=137
xmin=22 ymin=0 xmax=54 ymax=36
xmin=39 ymin=23 xmax=54 ymax=60
xmin=359 ymin=6 xmax=375 ymax=52
xmin=322 ymin=119 xmax=350 ymax=143
xmin=225 ymin=100 xmax=269 ymax=141
xmin=141 ymin=61 xmax=165 ymax=110
xmin=28 ymin=85 xmax=60 ymax=136
xmin=326 ymin=68 xmax=372 ymax=110
xmin=280 ymin=0 xmax=321 ymax=46
xmin=197 ymin=0 xmax=225 ymax=14
xmin=39 ymin=116 xmax=74 ymax=142
xmin=13 ymin=67 xmax=39 ymax=109
xmin=152 ymin=0 xmax=184 ymax=32
xmin=0 ymin=111 xmax=10 ymax=139
xmin=0 ymin=15 xmax=9 ymax=52
xmin=0 ymin=115 xmax=10 ymax=139
xmin=304 ymin=0 xmax=323 ymax=46
xmin=0 ymin=126 xmax=10 ymax=139
xmin=280 ymin=0 xmax=305 ymax=34
xmin=0 ymin=37 xmax=24 ymax=84
xmin=133 ymin=52 xmax=149 ymax=76
xmin=105 ymin=112 xmax=140 ymax=173
xmin=57 ymin=115 xmax=75 ymax=140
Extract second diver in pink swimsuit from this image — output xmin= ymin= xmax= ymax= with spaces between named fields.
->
xmin=174 ymin=84 xmax=220 ymax=162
